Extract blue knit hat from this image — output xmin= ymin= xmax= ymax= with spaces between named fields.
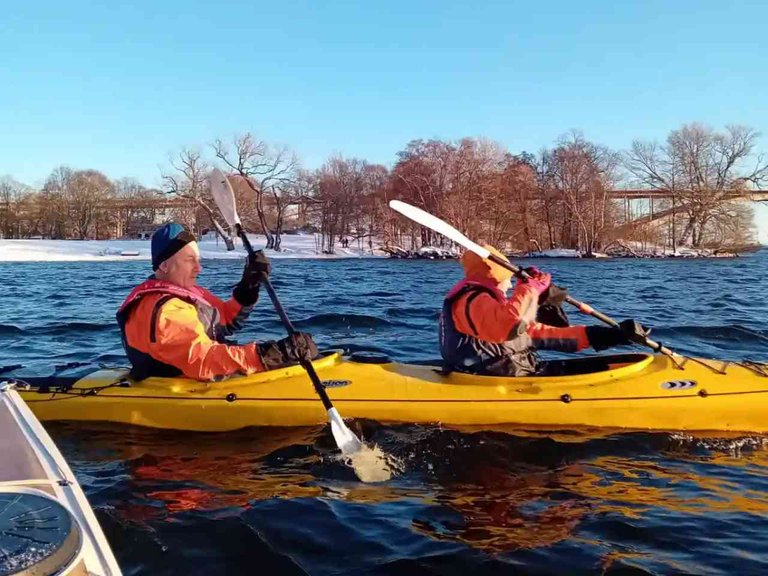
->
xmin=151 ymin=223 xmax=196 ymax=270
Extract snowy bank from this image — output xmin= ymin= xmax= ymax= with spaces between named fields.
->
xmin=0 ymin=234 xmax=385 ymax=263
xmin=524 ymin=248 xmax=609 ymax=258
xmin=604 ymin=240 xmax=750 ymax=258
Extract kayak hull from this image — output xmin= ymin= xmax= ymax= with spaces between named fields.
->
xmin=15 ymin=352 xmax=768 ymax=433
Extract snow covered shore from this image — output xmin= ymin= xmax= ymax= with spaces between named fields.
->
xmin=0 ymin=234 xmax=384 ymax=262
xmin=0 ymin=235 xmax=757 ymax=263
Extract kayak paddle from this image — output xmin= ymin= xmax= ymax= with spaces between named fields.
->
xmin=388 ymin=199 xmax=679 ymax=360
xmin=210 ymin=168 xmax=364 ymax=455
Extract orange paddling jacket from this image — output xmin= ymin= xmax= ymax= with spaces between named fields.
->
xmin=117 ymin=278 xmax=266 ymax=381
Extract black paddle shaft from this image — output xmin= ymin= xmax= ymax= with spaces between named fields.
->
xmin=486 ymin=253 xmax=676 ymax=357
xmin=235 ymin=225 xmax=334 ymax=411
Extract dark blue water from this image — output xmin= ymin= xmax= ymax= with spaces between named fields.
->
xmin=1 ymin=251 xmax=768 ymax=575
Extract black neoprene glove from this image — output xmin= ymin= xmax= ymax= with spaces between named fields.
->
xmin=257 ymin=332 xmax=319 ymax=370
xmin=586 ymin=319 xmax=650 ymax=351
xmin=233 ymin=250 xmax=271 ymax=306
xmin=538 ymin=284 xmax=569 ymax=307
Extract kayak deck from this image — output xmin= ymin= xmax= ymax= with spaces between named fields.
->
xmin=11 ymin=351 xmax=768 ymax=433
xmin=0 ymin=384 xmax=121 ymax=575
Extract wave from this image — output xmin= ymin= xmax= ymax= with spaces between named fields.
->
xmin=293 ymin=313 xmax=400 ymax=330
xmin=360 ymin=425 xmax=768 ymax=482
xmin=33 ymin=322 xmax=117 ymax=335
xmin=0 ymin=324 xmax=24 ymax=335
xmin=94 ymin=352 xmax=130 ymax=365
xmin=365 ymin=291 xmax=401 ymax=298
xmin=653 ymin=325 xmax=768 ymax=342
xmin=385 ymin=307 xmax=439 ymax=320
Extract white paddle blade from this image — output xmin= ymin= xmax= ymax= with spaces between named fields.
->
xmin=388 ymin=200 xmax=491 ymax=259
xmin=209 ymin=168 xmax=241 ymax=227
xmin=328 ymin=407 xmax=364 ymax=455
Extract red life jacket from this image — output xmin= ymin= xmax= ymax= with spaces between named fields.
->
xmin=116 ymin=278 xmax=225 ymax=380
xmin=117 ymin=278 xmax=215 ymax=313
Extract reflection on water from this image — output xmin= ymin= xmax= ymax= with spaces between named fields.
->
xmin=2 ymin=253 xmax=768 ymax=574
xmin=47 ymin=420 xmax=768 ymax=575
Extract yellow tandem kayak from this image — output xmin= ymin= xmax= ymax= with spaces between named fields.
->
xmin=10 ymin=351 xmax=768 ymax=433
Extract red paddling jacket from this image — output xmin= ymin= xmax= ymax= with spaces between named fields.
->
xmin=440 ymin=278 xmax=590 ymax=376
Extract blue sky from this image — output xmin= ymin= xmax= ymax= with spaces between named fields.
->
xmin=1 ymin=0 xmax=766 ymax=240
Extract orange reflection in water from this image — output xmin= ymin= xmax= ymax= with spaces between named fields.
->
xmin=409 ymin=431 xmax=768 ymax=553
xmin=411 ymin=464 xmax=591 ymax=553
xmin=560 ymin=449 xmax=768 ymax=518
xmin=67 ymin=422 xmax=768 ymax=556
xmin=107 ymin=425 xmax=408 ymax=519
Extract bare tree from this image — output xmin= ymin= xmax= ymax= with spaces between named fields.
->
xmin=704 ymin=202 xmax=756 ymax=248
xmin=66 ymin=169 xmax=114 ymax=239
xmin=213 ymin=134 xmax=299 ymax=251
xmin=163 ymin=149 xmax=234 ymax=249
xmin=40 ymin=167 xmax=75 ymax=238
xmin=267 ymin=181 xmax=299 ymax=251
xmin=625 ymin=123 xmax=768 ymax=247
xmin=358 ymin=163 xmax=389 ymax=253
xmin=390 ymin=139 xmax=456 ymax=248
xmin=483 ymin=153 xmax=538 ymax=249
xmin=535 ymin=133 xmax=619 ymax=254
xmin=310 ymin=156 xmax=357 ymax=254
xmin=0 ymin=177 xmax=30 ymax=238
xmin=448 ymin=138 xmax=509 ymax=246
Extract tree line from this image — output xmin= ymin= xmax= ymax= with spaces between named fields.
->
xmin=1 ymin=123 xmax=765 ymax=253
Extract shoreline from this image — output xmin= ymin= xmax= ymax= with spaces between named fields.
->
xmin=382 ymin=245 xmax=763 ymax=261
xmin=0 ymin=237 xmax=385 ymax=263
xmin=0 ymin=238 xmax=762 ymax=263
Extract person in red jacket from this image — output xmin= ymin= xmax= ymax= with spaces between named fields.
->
xmin=439 ymin=244 xmax=646 ymax=376
xmin=117 ymin=223 xmax=317 ymax=381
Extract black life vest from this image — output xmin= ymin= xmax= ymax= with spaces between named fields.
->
xmin=439 ymin=280 xmax=539 ymax=377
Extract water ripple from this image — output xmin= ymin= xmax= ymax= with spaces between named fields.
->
xmin=1 ymin=251 xmax=768 ymax=575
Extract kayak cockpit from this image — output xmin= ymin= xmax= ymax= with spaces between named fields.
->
xmin=427 ymin=353 xmax=658 ymax=387
xmin=538 ymin=353 xmax=653 ymax=376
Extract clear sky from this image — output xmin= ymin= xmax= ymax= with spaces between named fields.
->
xmin=1 ymin=0 xmax=766 ymax=240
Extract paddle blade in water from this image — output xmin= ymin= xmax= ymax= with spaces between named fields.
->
xmin=388 ymin=200 xmax=490 ymax=259
xmin=347 ymin=444 xmax=398 ymax=483
xmin=328 ymin=407 xmax=364 ymax=456
xmin=209 ymin=168 xmax=241 ymax=227
xmin=327 ymin=408 xmax=396 ymax=482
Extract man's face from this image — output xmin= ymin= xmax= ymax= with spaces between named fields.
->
xmin=158 ymin=242 xmax=201 ymax=288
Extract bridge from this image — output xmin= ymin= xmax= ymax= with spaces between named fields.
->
xmin=107 ymin=197 xmax=193 ymax=210
xmin=607 ymin=188 xmax=768 ymax=230
xmin=608 ymin=189 xmax=768 ymax=202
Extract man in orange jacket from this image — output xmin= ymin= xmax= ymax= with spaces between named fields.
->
xmin=117 ymin=223 xmax=317 ymax=381
xmin=439 ymin=244 xmax=647 ymax=376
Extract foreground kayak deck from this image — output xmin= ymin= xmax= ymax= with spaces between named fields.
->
xmin=1 ymin=385 xmax=121 ymax=575
xmin=10 ymin=352 xmax=768 ymax=433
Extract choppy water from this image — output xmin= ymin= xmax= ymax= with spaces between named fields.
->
xmin=1 ymin=251 xmax=767 ymax=575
